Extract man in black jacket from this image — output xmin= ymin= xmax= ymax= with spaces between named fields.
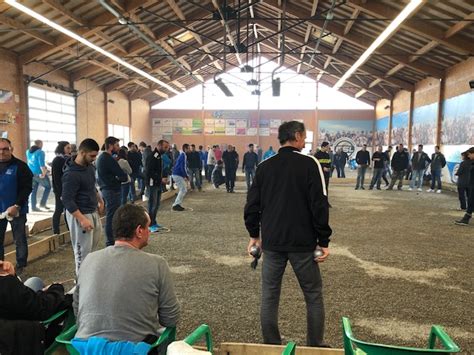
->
xmin=127 ymin=142 xmax=142 ymax=201
xmin=369 ymin=145 xmax=384 ymax=190
xmin=409 ymin=144 xmax=431 ymax=191
xmin=244 ymin=121 xmax=331 ymax=347
xmin=222 ymin=145 xmax=239 ymax=193
xmin=0 ymin=138 xmax=33 ymax=275
xmin=96 ymin=136 xmax=127 ymax=246
xmin=242 ymin=144 xmax=259 ymax=190
xmin=187 ymin=144 xmax=202 ymax=191
xmin=355 ymin=144 xmax=370 ymax=190
xmin=455 ymin=147 xmax=474 ymax=225
xmin=387 ymin=144 xmax=409 ymax=190
xmin=144 ymin=139 xmax=170 ymax=233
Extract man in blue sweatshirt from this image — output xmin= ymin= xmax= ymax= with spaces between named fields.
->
xmin=0 ymin=138 xmax=33 ymax=275
xmin=242 ymin=144 xmax=259 ymax=190
xmin=96 ymin=137 xmax=127 ymax=246
xmin=62 ymin=139 xmax=104 ymax=275
xmin=171 ymin=144 xmax=190 ymax=211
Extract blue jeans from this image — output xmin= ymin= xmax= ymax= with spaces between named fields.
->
xmin=356 ymin=166 xmax=368 ymax=188
xmin=0 ymin=214 xmax=28 ymax=267
xmin=129 ymin=176 xmax=137 ymax=201
xmin=431 ymin=169 xmax=442 ymax=190
xmin=148 ymin=185 xmax=162 ymax=226
xmin=189 ymin=168 xmax=201 ymax=189
xmin=172 ymin=175 xmax=187 ymax=207
xmin=369 ymin=168 xmax=383 ymax=189
xmin=31 ymin=175 xmax=51 ymax=209
xmin=410 ymin=169 xmax=424 ymax=188
xmin=101 ymin=189 xmax=121 ymax=246
xmin=245 ymin=167 xmax=256 ymax=190
xmin=121 ymin=183 xmax=130 ymax=205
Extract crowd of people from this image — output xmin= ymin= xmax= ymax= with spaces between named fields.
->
xmin=318 ymin=129 xmax=374 ymax=147
xmin=411 ymin=122 xmax=436 ymax=146
xmin=0 ymin=121 xmax=473 ymax=352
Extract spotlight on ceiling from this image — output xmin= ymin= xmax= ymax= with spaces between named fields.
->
xmin=272 ymin=78 xmax=281 ymax=97
xmin=214 ymin=77 xmax=233 ymax=97
xmin=247 ymin=79 xmax=259 ymax=86
xmin=469 ymin=80 xmax=474 ymax=89
xmin=240 ymin=65 xmax=254 ymax=73
xmin=251 ymin=89 xmax=261 ymax=96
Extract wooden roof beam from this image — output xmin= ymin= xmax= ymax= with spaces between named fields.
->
xmin=444 ymin=12 xmax=474 ymax=38
xmin=296 ymin=0 xmax=318 ymax=73
xmin=87 ymin=60 xmax=129 ymax=79
xmin=166 ymin=0 xmax=203 ymax=45
xmin=0 ymin=13 xmax=55 ymax=45
xmin=346 ymin=0 xmax=474 ymax=55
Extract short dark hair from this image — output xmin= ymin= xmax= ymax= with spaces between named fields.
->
xmin=248 ymin=143 xmax=254 ymax=148
xmin=54 ymin=141 xmax=70 ymax=155
xmin=78 ymin=138 xmax=100 ymax=152
xmin=191 ymin=144 xmax=196 ymax=148
xmin=117 ymin=148 xmax=127 ymax=160
xmin=183 ymin=143 xmax=190 ymax=151
xmin=435 ymin=145 xmax=440 ymax=149
xmin=105 ymin=136 xmax=119 ymax=149
xmin=113 ymin=204 xmax=149 ymax=241
xmin=139 ymin=141 xmax=147 ymax=147
xmin=0 ymin=138 xmax=12 ymax=145
xmin=199 ymin=145 xmax=203 ymax=149
xmin=321 ymin=142 xmax=329 ymax=148
xmin=418 ymin=144 xmax=423 ymax=148
xmin=278 ymin=121 xmax=305 ymax=145
xmin=467 ymin=147 xmax=474 ymax=154
xmin=388 ymin=145 xmax=392 ymax=149
xmin=127 ymin=142 xmax=135 ymax=148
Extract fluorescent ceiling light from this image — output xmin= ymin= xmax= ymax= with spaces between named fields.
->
xmin=334 ymin=0 xmax=423 ymax=91
xmin=6 ymin=0 xmax=180 ymax=95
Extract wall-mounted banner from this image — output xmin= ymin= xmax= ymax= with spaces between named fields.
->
xmin=214 ymin=119 xmax=226 ymax=135
xmin=236 ymin=127 xmax=246 ymax=135
xmin=204 ymin=119 xmax=214 ymax=135
xmin=375 ymin=117 xmax=389 ymax=146
xmin=442 ymin=91 xmax=474 ymax=145
xmin=236 ymin=119 xmax=247 ymax=129
xmin=0 ymin=89 xmax=14 ymax=104
xmin=318 ymin=120 xmax=374 ymax=147
xmin=247 ymin=127 xmax=258 ymax=136
xmin=192 ymin=119 xmax=203 ymax=134
xmin=212 ymin=110 xmax=251 ymax=119
xmin=259 ymin=127 xmax=270 ymax=136
xmin=412 ymin=103 xmax=437 ymax=146
xmin=391 ymin=111 xmax=409 ymax=146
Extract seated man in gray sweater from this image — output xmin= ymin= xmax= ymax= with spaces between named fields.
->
xmin=73 ymin=204 xmax=180 ymax=343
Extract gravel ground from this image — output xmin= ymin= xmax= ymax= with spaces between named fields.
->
xmin=25 ymin=181 xmax=473 ymax=353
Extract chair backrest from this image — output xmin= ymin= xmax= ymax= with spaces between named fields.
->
xmin=342 ymin=317 xmax=460 ymax=355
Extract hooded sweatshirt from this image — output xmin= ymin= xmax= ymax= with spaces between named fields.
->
xmin=61 ymin=159 xmax=98 ymax=214
xmin=26 ymin=145 xmax=45 ymax=175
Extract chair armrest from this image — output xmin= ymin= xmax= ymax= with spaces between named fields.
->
xmin=184 ymin=324 xmax=213 ymax=352
xmin=428 ymin=326 xmax=460 ymax=352
xmin=282 ymin=342 xmax=296 ymax=355
xmin=152 ymin=327 xmax=176 ymax=347
xmin=42 ymin=309 xmax=68 ymax=325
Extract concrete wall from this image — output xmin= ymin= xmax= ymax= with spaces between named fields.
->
xmin=131 ymin=99 xmax=151 ymax=144
xmin=75 ymin=79 xmax=106 ymax=144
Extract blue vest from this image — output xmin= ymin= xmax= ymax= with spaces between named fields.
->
xmin=0 ymin=163 xmax=28 ymax=215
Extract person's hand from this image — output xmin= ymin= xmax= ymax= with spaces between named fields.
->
xmin=6 ymin=205 xmax=19 ymax=218
xmin=0 ymin=260 xmax=16 ymax=276
xmin=79 ymin=216 xmax=93 ymax=232
xmin=97 ymin=199 xmax=105 ymax=216
xmin=315 ymin=247 xmax=329 ymax=263
xmin=323 ymin=167 xmax=330 ymax=172
xmin=247 ymin=237 xmax=262 ymax=256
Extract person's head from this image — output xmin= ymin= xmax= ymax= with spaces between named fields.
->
xmin=105 ymin=136 xmax=120 ymax=153
xmin=182 ymin=144 xmax=190 ymax=153
xmin=435 ymin=145 xmax=440 ymax=153
xmin=377 ymin=145 xmax=383 ymax=152
xmin=278 ymin=121 xmax=306 ymax=150
xmin=127 ymin=142 xmax=137 ymax=151
xmin=467 ymin=147 xmax=474 ymax=160
xmin=321 ymin=142 xmax=330 ymax=152
xmin=34 ymin=140 xmax=43 ymax=149
xmin=418 ymin=144 xmax=423 ymax=152
xmin=191 ymin=144 xmax=196 ymax=152
xmin=198 ymin=145 xmax=203 ymax=151
xmin=138 ymin=141 xmax=147 ymax=151
xmin=54 ymin=141 xmax=71 ymax=156
xmin=461 ymin=151 xmax=467 ymax=161
xmin=248 ymin=143 xmax=254 ymax=152
xmin=362 ymin=144 xmax=367 ymax=151
xmin=157 ymin=139 xmax=170 ymax=153
xmin=337 ymin=148 xmax=342 ymax=153
xmin=269 ymin=146 xmax=274 ymax=151
xmin=398 ymin=144 xmax=404 ymax=152
xmin=70 ymin=144 xmax=77 ymax=154
xmin=77 ymin=138 xmax=100 ymax=166
xmin=388 ymin=145 xmax=393 ymax=151
xmin=227 ymin=144 xmax=233 ymax=151
xmin=117 ymin=148 xmax=127 ymax=160
xmin=112 ymin=204 xmax=150 ymax=249
xmin=0 ymin=138 xmax=13 ymax=163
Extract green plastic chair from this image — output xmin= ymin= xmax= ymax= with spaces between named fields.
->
xmin=182 ymin=324 xmax=214 ymax=353
xmin=342 ymin=317 xmax=461 ymax=355
xmin=282 ymin=342 xmax=296 ymax=355
xmin=55 ymin=324 xmax=176 ymax=354
xmin=42 ymin=308 xmax=76 ymax=355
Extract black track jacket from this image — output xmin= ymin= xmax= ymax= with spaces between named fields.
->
xmin=244 ymin=146 xmax=332 ymax=251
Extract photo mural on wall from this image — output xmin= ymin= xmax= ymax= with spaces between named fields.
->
xmin=318 ymin=120 xmax=374 ymax=159
xmin=391 ymin=111 xmax=409 ymax=146
xmin=375 ymin=116 xmax=389 ymax=146
xmin=412 ymin=103 xmax=438 ymax=146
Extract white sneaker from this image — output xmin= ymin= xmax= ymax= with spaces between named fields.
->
xmin=436 ymin=189 xmax=441 ymax=194
xmin=417 ymin=188 xmax=422 ymax=192
xmin=426 ymin=189 xmax=433 ymax=192
xmin=408 ymin=187 xmax=413 ymax=191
